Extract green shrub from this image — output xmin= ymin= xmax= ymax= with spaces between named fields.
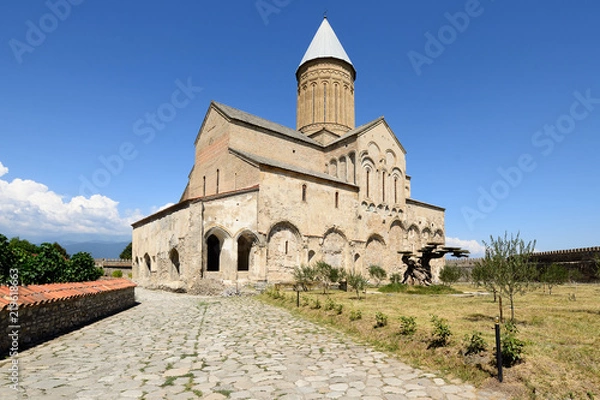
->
xmin=334 ymin=303 xmax=343 ymax=315
xmin=349 ymin=309 xmax=362 ymax=321
xmin=310 ymin=298 xmax=321 ymax=309
xmin=430 ymin=315 xmax=452 ymax=348
xmin=374 ymin=311 xmax=388 ymax=328
xmin=379 ymin=282 xmax=408 ymax=293
xmin=439 ymin=265 xmax=463 ymax=286
xmin=501 ymin=321 xmax=525 ymax=367
xmin=464 ymin=331 xmax=487 ymax=355
xmin=398 ymin=316 xmax=417 ymax=336
xmin=389 ymin=273 xmax=402 ymax=284
xmin=112 ymin=270 xmax=123 ymax=278
xmin=324 ymin=297 xmax=336 ymax=311
xmin=379 ymin=283 xmax=461 ymax=295
xmin=265 ymin=286 xmax=284 ymax=299
xmin=368 ymin=265 xmax=387 ymax=286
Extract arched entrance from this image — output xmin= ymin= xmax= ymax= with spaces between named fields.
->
xmin=206 ymin=235 xmax=221 ymax=272
xmin=237 ymin=234 xmax=255 ymax=271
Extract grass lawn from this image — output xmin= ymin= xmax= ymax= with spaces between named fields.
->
xmin=259 ymin=282 xmax=600 ymax=400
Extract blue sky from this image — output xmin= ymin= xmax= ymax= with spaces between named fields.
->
xmin=1 ymin=0 xmax=599 ymax=255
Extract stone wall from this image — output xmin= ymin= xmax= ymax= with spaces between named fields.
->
xmin=0 ymin=279 xmax=137 ymax=356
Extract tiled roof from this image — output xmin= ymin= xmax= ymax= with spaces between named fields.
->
xmin=230 ymin=148 xmax=358 ymax=189
xmin=0 ymin=279 xmax=136 ymax=309
xmin=212 ymin=102 xmax=322 ymax=147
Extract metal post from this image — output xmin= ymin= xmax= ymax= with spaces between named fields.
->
xmin=296 ymin=288 xmax=300 ymax=307
xmin=495 ymin=317 xmax=503 ymax=382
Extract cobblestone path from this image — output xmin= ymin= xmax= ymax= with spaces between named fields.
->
xmin=1 ymin=288 xmax=508 ymax=399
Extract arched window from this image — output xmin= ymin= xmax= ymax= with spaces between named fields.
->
xmin=144 ymin=253 xmax=151 ymax=272
xmin=366 ymin=169 xmax=371 ymax=198
xmin=323 ymin=83 xmax=327 ymax=122
xmin=334 ymin=84 xmax=339 ymax=123
xmin=284 ymin=240 xmax=289 ymax=255
xmin=311 ymin=84 xmax=316 ymax=123
xmin=335 ymin=191 xmax=339 ymax=208
xmin=169 ymin=249 xmax=180 ymax=275
xmin=216 ymin=169 xmax=220 ymax=194
xmin=203 ymin=176 xmax=206 ymax=196
xmin=302 ymin=184 xmax=307 ymax=202
xmin=308 ymin=250 xmax=316 ymax=263
xmin=382 ymin=173 xmax=386 ymax=203
xmin=394 ymin=177 xmax=398 ymax=204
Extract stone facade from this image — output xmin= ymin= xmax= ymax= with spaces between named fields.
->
xmin=132 ymin=18 xmax=445 ymax=290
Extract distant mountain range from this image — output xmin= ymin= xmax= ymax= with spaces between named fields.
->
xmin=63 ymin=241 xmax=130 ymax=259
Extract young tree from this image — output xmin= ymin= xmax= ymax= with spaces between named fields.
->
xmin=315 ymin=261 xmax=343 ymax=294
xmin=293 ymin=264 xmax=317 ymax=291
xmin=540 ymin=263 xmax=569 ymax=295
xmin=65 ymin=252 xmax=103 ymax=282
xmin=347 ymin=271 xmax=367 ymax=300
xmin=439 ymin=264 xmax=462 ymax=287
xmin=120 ymin=242 xmax=132 ymax=259
xmin=368 ymin=265 xmax=387 ymax=287
xmin=479 ymin=232 xmax=537 ymax=322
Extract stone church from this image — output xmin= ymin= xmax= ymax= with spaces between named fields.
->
xmin=132 ymin=18 xmax=445 ymax=290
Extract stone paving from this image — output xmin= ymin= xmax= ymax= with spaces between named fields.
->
xmin=1 ymin=288 xmax=508 ymax=399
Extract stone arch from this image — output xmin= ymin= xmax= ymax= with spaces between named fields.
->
xmin=169 ymin=248 xmax=180 ymax=275
xmin=389 ymin=219 xmax=406 ymax=251
xmin=433 ymin=229 xmax=444 ymax=243
xmin=367 ymin=141 xmax=381 ymax=161
xmin=322 ymin=228 xmax=348 ymax=269
xmin=353 ymin=253 xmax=362 ymax=274
xmin=385 ymin=150 xmax=397 ymax=167
xmin=267 ymin=221 xmax=302 ymax=281
xmin=407 ymin=224 xmax=420 ymax=252
xmin=365 ymin=234 xmax=385 ymax=271
xmin=339 ymin=156 xmax=347 ymax=182
xmin=348 ymin=151 xmax=356 ymax=184
xmin=328 ymin=159 xmax=338 ymax=178
xmin=204 ymin=226 xmax=232 ymax=273
xmin=236 ymin=231 xmax=258 ymax=272
xmin=143 ymin=253 xmax=152 ymax=272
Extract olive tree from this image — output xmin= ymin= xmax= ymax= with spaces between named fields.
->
xmin=476 ymin=232 xmax=537 ymax=322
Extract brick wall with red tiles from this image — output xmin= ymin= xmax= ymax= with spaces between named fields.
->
xmin=0 ymin=279 xmax=137 ymax=356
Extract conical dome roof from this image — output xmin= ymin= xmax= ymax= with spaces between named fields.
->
xmin=297 ymin=17 xmax=355 ymax=76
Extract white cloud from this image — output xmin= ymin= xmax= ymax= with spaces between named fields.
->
xmin=0 ymin=162 xmax=8 ymax=178
xmin=445 ymin=237 xmax=486 ymax=257
xmin=0 ymin=162 xmax=143 ymax=242
xmin=151 ymin=202 xmax=176 ymax=213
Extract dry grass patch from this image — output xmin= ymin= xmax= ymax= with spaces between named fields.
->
xmin=260 ymin=283 xmax=600 ymax=399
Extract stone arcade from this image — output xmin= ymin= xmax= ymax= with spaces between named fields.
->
xmin=132 ymin=18 xmax=446 ymax=290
